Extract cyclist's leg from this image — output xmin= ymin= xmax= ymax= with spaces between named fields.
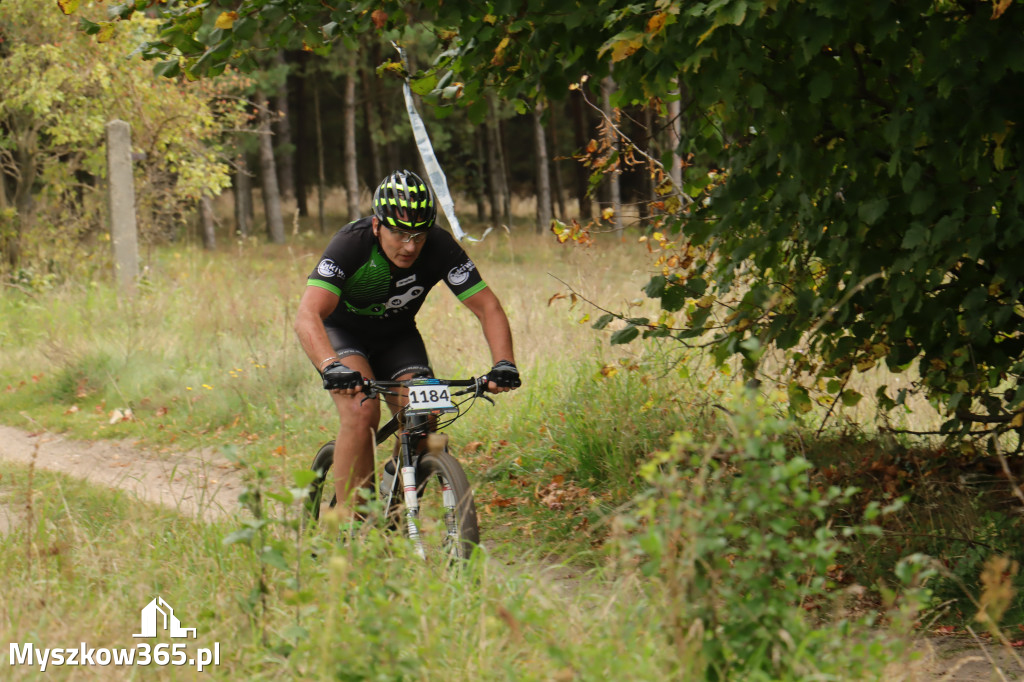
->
xmin=368 ymin=328 xmax=432 ymax=418
xmin=367 ymin=329 xmax=432 ymax=473
xmin=324 ymin=329 xmax=379 ymax=521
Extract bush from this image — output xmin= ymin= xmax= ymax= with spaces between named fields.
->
xmin=611 ymin=393 xmax=908 ymax=680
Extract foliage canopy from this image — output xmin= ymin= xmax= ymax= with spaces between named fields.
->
xmin=62 ymin=0 xmax=1024 ymax=437
xmin=1 ymin=1 xmax=244 ymax=278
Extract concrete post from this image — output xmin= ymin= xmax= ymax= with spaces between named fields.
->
xmin=106 ymin=119 xmax=139 ymax=293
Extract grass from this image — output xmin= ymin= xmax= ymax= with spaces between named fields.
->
xmin=2 ymin=221 xmax=1024 ymax=678
xmin=0 ymin=434 xmax=911 ymax=681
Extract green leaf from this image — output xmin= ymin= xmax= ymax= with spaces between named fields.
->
xmin=234 ymin=17 xmax=259 ymax=41
xmin=662 ymin=285 xmax=689 ymax=312
xmin=909 ymin=188 xmax=933 ymax=215
xmin=808 ymin=72 xmax=832 ymax=102
xmin=223 ymin=528 xmax=255 ymax=546
xmin=78 ymin=17 xmax=101 ymax=35
xmin=293 ymin=469 xmax=320 ymax=488
xmin=858 ymin=198 xmax=888 ymax=226
xmin=610 ymin=325 xmax=640 ymax=345
xmin=322 ymin=21 xmax=339 ymax=39
xmin=261 ymin=547 xmax=289 ymax=570
xmin=900 ymin=225 xmax=929 ymax=249
xmin=265 ymin=490 xmax=295 ymax=504
xmin=901 ymin=163 xmax=922 ymax=193
xmin=592 ymin=313 xmax=615 ymax=330
xmin=410 ymin=73 xmax=438 ymax=96
xmin=644 ymin=275 xmax=667 ymax=298
xmin=787 ymin=382 xmax=813 ymax=414
xmin=840 ymin=389 xmax=863 ymax=407
xmin=281 ymin=624 xmax=310 ymax=642
xmin=153 ymin=59 xmax=181 ymax=79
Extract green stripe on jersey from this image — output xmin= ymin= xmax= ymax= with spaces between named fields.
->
xmin=456 ymin=281 xmax=488 ymax=301
xmin=307 ymin=279 xmax=341 ymax=296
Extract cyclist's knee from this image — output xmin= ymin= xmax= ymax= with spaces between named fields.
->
xmin=334 ymin=392 xmax=379 ymax=429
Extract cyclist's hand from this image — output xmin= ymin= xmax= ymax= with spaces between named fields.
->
xmin=321 ymin=362 xmax=364 ymax=393
xmin=485 ymin=360 xmax=521 ymax=393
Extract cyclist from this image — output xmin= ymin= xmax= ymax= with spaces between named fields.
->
xmin=294 ymin=169 xmax=521 ymax=521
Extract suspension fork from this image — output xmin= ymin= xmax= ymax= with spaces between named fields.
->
xmin=400 ymin=414 xmax=429 ymax=559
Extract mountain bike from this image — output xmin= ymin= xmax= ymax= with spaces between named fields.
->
xmin=306 ymin=375 xmax=493 ymax=560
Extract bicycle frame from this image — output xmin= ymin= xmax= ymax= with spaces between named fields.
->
xmin=365 ymin=378 xmax=486 ymax=559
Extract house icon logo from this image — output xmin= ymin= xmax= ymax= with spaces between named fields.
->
xmin=133 ymin=597 xmax=196 ymax=639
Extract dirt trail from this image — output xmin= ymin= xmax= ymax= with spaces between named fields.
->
xmin=0 ymin=424 xmax=245 ymax=525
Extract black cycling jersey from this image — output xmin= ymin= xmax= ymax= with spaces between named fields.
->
xmin=306 ymin=217 xmax=487 ymax=331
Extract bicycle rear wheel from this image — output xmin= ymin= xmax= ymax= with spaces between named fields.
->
xmin=306 ymin=441 xmax=336 ymax=522
xmin=414 ymin=449 xmax=480 ymax=560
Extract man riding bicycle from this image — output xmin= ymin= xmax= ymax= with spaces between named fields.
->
xmin=294 ymin=169 xmax=521 ymax=521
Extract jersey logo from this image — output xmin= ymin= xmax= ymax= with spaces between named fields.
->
xmin=317 ymin=258 xmax=343 ymax=279
xmin=387 ymin=286 xmax=425 ymax=310
xmin=396 ymin=274 xmax=417 ymax=288
xmin=447 ymin=261 xmax=477 ymax=286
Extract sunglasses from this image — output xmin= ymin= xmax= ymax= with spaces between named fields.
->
xmin=384 ymin=225 xmax=430 ymax=244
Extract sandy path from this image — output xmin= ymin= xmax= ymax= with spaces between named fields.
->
xmin=0 ymin=425 xmax=245 ymax=525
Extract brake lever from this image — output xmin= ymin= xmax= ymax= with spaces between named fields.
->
xmin=359 ymin=385 xmax=398 ymax=405
xmin=476 ymin=376 xmax=496 ymax=405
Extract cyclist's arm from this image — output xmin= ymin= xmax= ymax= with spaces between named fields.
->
xmin=295 ymin=285 xmax=343 ymax=373
xmin=460 ymin=287 xmax=517 ymax=391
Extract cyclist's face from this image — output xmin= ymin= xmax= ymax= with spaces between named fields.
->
xmin=373 ymin=217 xmax=429 ymax=268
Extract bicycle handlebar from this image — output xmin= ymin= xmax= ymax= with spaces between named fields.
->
xmin=359 ymin=375 xmax=492 ymax=401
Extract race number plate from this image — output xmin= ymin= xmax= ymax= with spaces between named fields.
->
xmin=405 ymin=379 xmax=457 ymax=414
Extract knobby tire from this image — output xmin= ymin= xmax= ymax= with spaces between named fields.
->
xmin=416 ymin=449 xmax=480 ymax=560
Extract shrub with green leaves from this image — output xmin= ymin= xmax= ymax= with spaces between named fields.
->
xmin=612 ymin=394 xmax=903 ymax=680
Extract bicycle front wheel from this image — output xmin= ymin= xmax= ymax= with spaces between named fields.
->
xmin=414 ymin=450 xmax=480 ymax=560
xmin=306 ymin=441 xmax=336 ymax=523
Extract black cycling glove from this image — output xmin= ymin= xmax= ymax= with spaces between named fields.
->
xmin=321 ymin=362 xmax=363 ymax=391
xmin=487 ymin=360 xmax=521 ymax=389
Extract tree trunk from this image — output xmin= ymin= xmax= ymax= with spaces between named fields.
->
xmin=291 ymin=52 xmax=310 ymax=218
xmin=0 ymin=172 xmax=18 ymax=271
xmin=343 ymin=60 xmax=360 ymax=222
xmin=486 ymin=95 xmax=511 ymax=225
xmin=233 ymin=153 xmax=252 ymax=238
xmin=549 ymin=120 xmax=567 ymax=219
xmin=497 ymin=117 xmax=512 ymax=224
xmin=601 ymin=76 xmax=624 ymax=236
xmin=371 ymin=41 xmax=400 ymax=172
xmin=255 ymin=90 xmax=286 ymax=244
xmin=532 ymin=101 xmax=553 ymax=234
xmin=484 ymin=101 xmax=503 ymax=224
xmin=273 ymin=51 xmax=296 ymax=203
xmin=635 ymin=105 xmax=654 ymax=220
xmin=199 ymin=195 xmax=216 ymax=250
xmin=570 ymin=92 xmax=593 ymax=221
xmin=359 ymin=48 xmax=384 ymax=185
xmin=312 ymin=78 xmax=326 ymax=233
xmin=473 ymin=127 xmax=488 ymax=221
xmin=667 ymin=82 xmax=683 ymax=193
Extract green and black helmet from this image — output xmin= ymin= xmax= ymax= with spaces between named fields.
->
xmin=372 ymin=170 xmax=437 ymax=231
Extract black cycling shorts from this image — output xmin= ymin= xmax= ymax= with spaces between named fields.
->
xmin=325 ymin=325 xmax=432 ymax=380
